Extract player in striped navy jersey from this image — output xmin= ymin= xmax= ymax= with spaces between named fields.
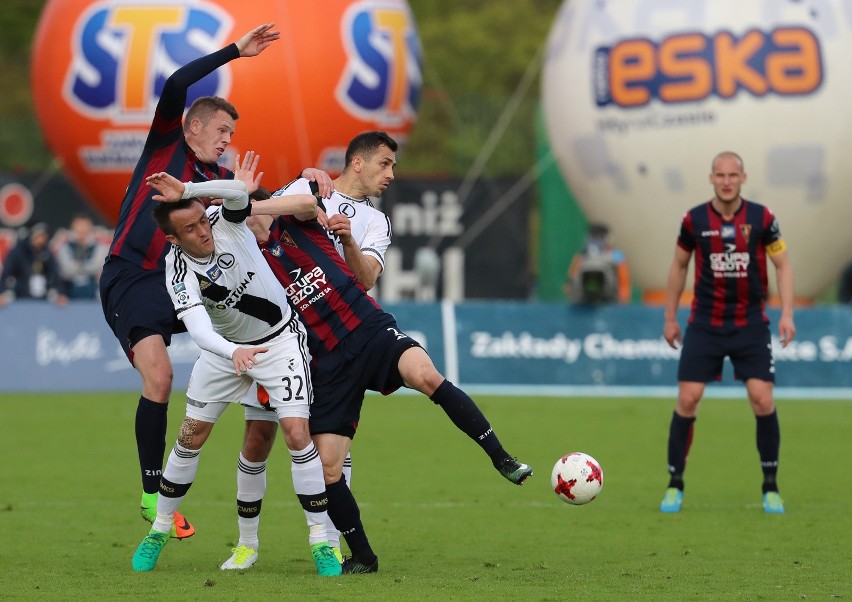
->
xmin=660 ymin=151 xmax=796 ymax=515
xmin=253 ymin=188 xmax=532 ymax=573
xmin=243 ymin=131 xmax=396 ymax=568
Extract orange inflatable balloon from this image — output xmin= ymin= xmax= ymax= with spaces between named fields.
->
xmin=31 ymin=0 xmax=421 ymax=224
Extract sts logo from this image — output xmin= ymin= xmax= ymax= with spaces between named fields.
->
xmin=65 ymin=2 xmax=231 ymax=121
xmin=32 ymin=0 xmax=421 ymax=225
xmin=337 ymin=1 xmax=422 ymax=125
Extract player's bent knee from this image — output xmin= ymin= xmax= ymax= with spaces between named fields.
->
xmin=279 ymin=417 xmax=311 ymax=450
xmin=322 ymin=465 xmax=343 ymax=484
xmin=243 ymin=421 xmax=276 ymax=460
xmin=177 ymin=417 xmax=212 ymax=449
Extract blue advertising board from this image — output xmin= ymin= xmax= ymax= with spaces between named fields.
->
xmin=2 ymin=300 xmax=852 ymax=397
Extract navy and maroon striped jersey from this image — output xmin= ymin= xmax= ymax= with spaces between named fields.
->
xmin=678 ymin=199 xmax=784 ymax=330
xmin=108 ymin=45 xmax=239 ymax=271
xmin=261 ymin=216 xmax=382 ymax=356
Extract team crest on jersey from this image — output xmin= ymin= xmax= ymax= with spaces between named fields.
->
xmin=280 ymin=232 xmax=297 ymax=247
xmin=721 ymin=225 xmax=736 ymax=239
xmin=339 ymin=202 xmax=356 ymax=218
xmin=739 ymin=224 xmax=752 ymax=243
xmin=217 ymin=253 xmax=235 ymax=269
xmin=206 ymin=265 xmax=222 ymax=281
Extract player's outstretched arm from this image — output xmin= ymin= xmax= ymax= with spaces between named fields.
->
xmin=236 ymin=23 xmax=280 ymax=57
xmin=251 ymin=195 xmax=318 ymax=219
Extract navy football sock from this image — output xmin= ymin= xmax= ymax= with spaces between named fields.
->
xmin=136 ymin=396 xmax=168 ymax=494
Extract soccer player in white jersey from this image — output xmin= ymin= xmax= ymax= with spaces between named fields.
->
xmin=279 ymin=130 xmax=395 ymax=291
xmin=130 ymin=154 xmax=341 ymax=577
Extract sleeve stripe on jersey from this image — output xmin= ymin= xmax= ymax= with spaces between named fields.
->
xmin=176 ymin=302 xmax=203 ymax=316
xmin=209 ymin=208 xmax=221 ymax=227
xmin=384 ymin=214 xmax=392 ymax=239
xmin=362 ymin=247 xmax=385 ymax=267
xmin=171 ymin=248 xmax=188 ymax=285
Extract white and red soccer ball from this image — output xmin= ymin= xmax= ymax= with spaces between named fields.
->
xmin=551 ymin=452 xmax=603 ymax=505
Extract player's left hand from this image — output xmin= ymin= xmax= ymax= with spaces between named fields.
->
xmin=234 ymin=151 xmax=263 ymax=194
xmin=236 ymin=23 xmax=280 ymax=57
xmin=777 ymin=315 xmax=796 ymax=347
xmin=301 ymin=168 xmax=333 ymax=198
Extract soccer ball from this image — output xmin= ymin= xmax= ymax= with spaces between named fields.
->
xmin=551 ymin=452 xmax=603 ymax=505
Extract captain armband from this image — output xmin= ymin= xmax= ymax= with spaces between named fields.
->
xmin=766 ymin=239 xmax=787 ymax=256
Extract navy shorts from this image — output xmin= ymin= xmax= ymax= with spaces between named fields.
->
xmin=100 ymin=256 xmax=184 ymax=361
xmin=309 ymin=312 xmax=421 ymax=438
xmin=678 ymin=322 xmax=775 ymax=383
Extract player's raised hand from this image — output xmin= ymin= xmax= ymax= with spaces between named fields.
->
xmin=232 ymin=346 xmax=268 ymax=376
xmin=146 ymin=172 xmax=185 ymax=202
xmin=301 ymin=167 xmax=334 ymax=198
xmin=234 ymin=151 xmax=263 ymax=194
xmin=236 ymin=23 xmax=280 ymax=57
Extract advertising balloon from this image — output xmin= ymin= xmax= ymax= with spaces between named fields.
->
xmin=31 ymin=0 xmax=421 ymax=224
xmin=542 ymin=0 xmax=852 ymax=298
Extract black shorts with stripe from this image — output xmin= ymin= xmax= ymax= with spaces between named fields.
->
xmin=100 ymin=256 xmax=184 ymax=360
xmin=678 ymin=322 xmax=775 ymax=383
xmin=309 ymin=311 xmax=421 ymax=438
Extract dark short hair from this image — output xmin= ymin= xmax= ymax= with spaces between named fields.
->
xmin=344 ymin=131 xmax=398 ymax=169
xmin=152 ymin=198 xmax=204 ymax=236
xmin=184 ymin=96 xmax=239 ymax=132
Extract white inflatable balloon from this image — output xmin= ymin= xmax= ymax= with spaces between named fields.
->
xmin=542 ymin=0 xmax=852 ymax=298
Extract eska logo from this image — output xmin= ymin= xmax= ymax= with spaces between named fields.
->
xmin=595 ymin=28 xmax=823 ymax=108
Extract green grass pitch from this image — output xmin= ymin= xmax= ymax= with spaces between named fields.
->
xmin=0 ymin=392 xmax=848 ymax=600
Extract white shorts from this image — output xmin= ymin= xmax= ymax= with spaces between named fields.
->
xmin=184 ymin=320 xmax=312 ymax=423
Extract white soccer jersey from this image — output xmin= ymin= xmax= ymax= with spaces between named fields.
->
xmin=275 ymin=178 xmax=392 ymax=270
xmin=164 ymin=204 xmax=294 ymax=345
